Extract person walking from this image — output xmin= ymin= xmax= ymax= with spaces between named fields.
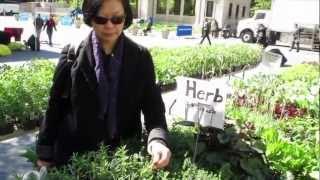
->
xmin=43 ymin=15 xmax=57 ymax=46
xmin=289 ymin=23 xmax=302 ymax=52
xmin=256 ymin=24 xmax=267 ymax=48
xmin=200 ymin=19 xmax=211 ymax=45
xmin=143 ymin=16 xmax=153 ymax=35
xmin=34 ymin=14 xmax=44 ymax=51
xmin=36 ymin=0 xmax=171 ymax=170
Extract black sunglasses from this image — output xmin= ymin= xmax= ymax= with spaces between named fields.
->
xmin=93 ymin=15 xmax=125 ymax=25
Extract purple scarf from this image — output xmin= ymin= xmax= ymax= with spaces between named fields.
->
xmin=91 ymin=31 xmax=124 ymax=139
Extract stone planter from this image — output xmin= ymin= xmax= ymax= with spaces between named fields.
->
xmin=131 ymin=28 xmax=138 ymax=36
xmin=162 ymin=30 xmax=170 ymax=39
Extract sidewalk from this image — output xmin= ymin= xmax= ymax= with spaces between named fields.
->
xmin=0 ymin=134 xmax=36 ymax=179
xmin=0 ymin=44 xmax=61 ymax=65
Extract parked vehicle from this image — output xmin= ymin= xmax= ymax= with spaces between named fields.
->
xmin=237 ymin=10 xmax=270 ymax=43
xmin=237 ymin=0 xmax=319 ymax=51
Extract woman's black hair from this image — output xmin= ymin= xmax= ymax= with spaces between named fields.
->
xmin=82 ymin=0 xmax=133 ymax=29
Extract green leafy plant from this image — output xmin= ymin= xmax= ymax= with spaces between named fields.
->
xmin=151 ymin=44 xmax=261 ymax=86
xmin=8 ymin=42 xmax=26 ymax=51
xmin=22 ymin=123 xmax=277 ymax=179
xmin=262 ymin=128 xmax=317 ymax=177
xmin=153 ymin=22 xmax=178 ymax=32
xmin=0 ymin=60 xmax=55 ymax=133
xmin=232 ymin=64 xmax=319 ymax=119
xmin=229 ymin=64 xmax=319 ymax=178
xmin=0 ymin=44 xmax=12 ymax=57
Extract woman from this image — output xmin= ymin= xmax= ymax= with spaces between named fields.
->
xmin=43 ymin=15 xmax=57 ymax=46
xmin=36 ymin=0 xmax=171 ymax=170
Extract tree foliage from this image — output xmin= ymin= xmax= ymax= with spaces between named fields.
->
xmin=251 ymin=0 xmax=272 ymax=11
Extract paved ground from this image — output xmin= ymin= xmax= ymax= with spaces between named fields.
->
xmin=0 ymin=134 xmax=36 ymax=180
xmin=0 ymin=16 xmax=319 ymax=179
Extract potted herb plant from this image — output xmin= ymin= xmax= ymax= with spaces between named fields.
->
xmin=161 ymin=25 xmax=170 ymax=39
xmin=130 ymin=23 xmax=139 ymax=36
xmin=161 ymin=25 xmax=176 ymax=39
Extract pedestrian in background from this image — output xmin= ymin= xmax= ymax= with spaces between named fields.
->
xmin=256 ymin=24 xmax=267 ymax=48
xmin=34 ymin=14 xmax=44 ymax=51
xmin=200 ymin=18 xmax=211 ymax=45
xmin=289 ymin=23 xmax=302 ymax=52
xmin=211 ymin=19 xmax=219 ymax=38
xmin=43 ymin=15 xmax=57 ymax=46
xmin=143 ymin=16 xmax=153 ymax=35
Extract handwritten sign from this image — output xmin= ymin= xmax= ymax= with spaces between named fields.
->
xmin=175 ymin=77 xmax=227 ymax=129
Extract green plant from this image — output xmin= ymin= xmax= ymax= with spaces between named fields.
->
xmin=0 ymin=60 xmax=55 ymax=131
xmin=226 ymin=104 xmax=318 ymax=178
xmin=7 ymin=42 xmax=26 ymax=51
xmin=278 ymin=117 xmax=318 ymax=145
xmin=279 ymin=64 xmax=318 ymax=84
xmin=0 ymin=44 xmax=12 ymax=56
xmin=21 ymin=146 xmax=37 ymax=165
xmin=21 ymin=123 xmax=278 ymax=179
xmin=232 ymin=64 xmax=319 ymax=119
xmin=262 ymin=128 xmax=317 ymax=177
xmin=251 ymin=0 xmax=272 ymax=11
xmin=151 ymin=44 xmax=261 ymax=86
xmin=153 ymin=22 xmax=177 ymax=32
xmin=159 ymin=25 xmax=176 ymax=32
xmin=69 ymin=0 xmax=83 ymax=8
xmin=229 ymin=63 xmax=319 ymax=177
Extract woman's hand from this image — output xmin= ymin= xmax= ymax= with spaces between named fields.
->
xmin=37 ymin=159 xmax=53 ymax=168
xmin=148 ymin=141 xmax=171 ymax=169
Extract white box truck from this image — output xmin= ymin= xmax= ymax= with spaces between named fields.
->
xmin=237 ymin=0 xmax=319 ymax=50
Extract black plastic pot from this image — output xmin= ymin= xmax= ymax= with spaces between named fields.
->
xmin=0 ymin=123 xmax=14 ymax=135
xmin=21 ymin=120 xmax=37 ymax=131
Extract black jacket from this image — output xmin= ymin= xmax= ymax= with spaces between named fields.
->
xmin=36 ymin=34 xmax=168 ymax=165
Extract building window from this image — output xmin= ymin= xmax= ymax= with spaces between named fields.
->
xmin=183 ymin=0 xmax=195 ymax=16
xmin=242 ymin=6 xmax=246 ymax=17
xmin=206 ymin=1 xmax=214 ymax=17
xmin=168 ymin=0 xmax=181 ymax=15
xmin=235 ymin=5 xmax=239 ymax=19
xmin=228 ymin=3 xmax=233 ymax=18
xmin=157 ymin=0 xmax=167 ymax=14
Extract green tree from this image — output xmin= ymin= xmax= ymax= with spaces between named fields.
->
xmin=251 ymin=0 xmax=272 ymax=11
xmin=71 ymin=0 xmax=83 ymax=8
xmin=62 ymin=0 xmax=83 ymax=8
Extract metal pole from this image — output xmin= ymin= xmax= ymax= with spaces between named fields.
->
xmin=152 ymin=0 xmax=155 ymax=18
xmin=76 ymin=0 xmax=79 ymax=18
xmin=35 ymin=15 xmax=38 ymax=50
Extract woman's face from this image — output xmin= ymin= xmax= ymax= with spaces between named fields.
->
xmin=92 ymin=0 xmax=125 ymax=45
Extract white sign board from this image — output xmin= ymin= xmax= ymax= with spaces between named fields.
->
xmin=175 ymin=77 xmax=227 ymax=129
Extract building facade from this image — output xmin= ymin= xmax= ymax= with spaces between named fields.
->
xmin=134 ymin=0 xmax=251 ymax=30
